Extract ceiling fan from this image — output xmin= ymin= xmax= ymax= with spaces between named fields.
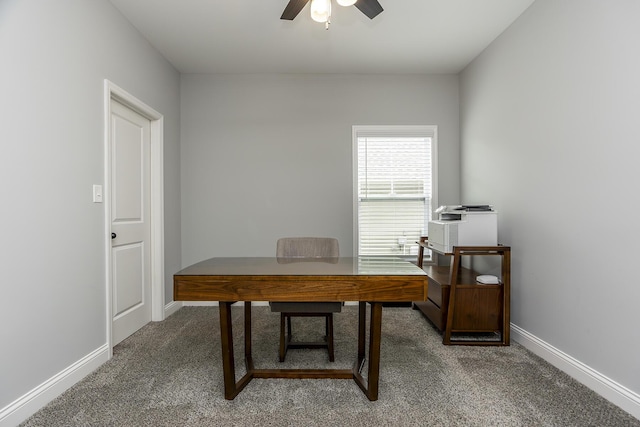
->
xmin=280 ymin=0 xmax=384 ymax=21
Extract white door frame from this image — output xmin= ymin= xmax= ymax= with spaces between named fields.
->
xmin=104 ymin=80 xmax=165 ymax=357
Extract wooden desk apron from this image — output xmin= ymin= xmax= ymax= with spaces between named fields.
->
xmin=173 ymin=256 xmax=427 ymax=401
xmin=174 ymin=256 xmax=428 ymax=302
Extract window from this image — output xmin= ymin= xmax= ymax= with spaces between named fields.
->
xmin=353 ymin=126 xmax=437 ymax=259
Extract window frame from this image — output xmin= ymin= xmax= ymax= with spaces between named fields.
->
xmin=352 ymin=125 xmax=438 ymax=259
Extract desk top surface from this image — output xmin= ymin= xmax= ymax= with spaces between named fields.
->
xmin=175 ymin=257 xmax=426 ymax=277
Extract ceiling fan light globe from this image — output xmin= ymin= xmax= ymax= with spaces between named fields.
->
xmin=337 ymin=0 xmax=357 ymax=6
xmin=310 ymin=0 xmax=331 ymax=23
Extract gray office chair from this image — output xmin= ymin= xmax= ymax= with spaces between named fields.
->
xmin=270 ymin=237 xmax=342 ymax=362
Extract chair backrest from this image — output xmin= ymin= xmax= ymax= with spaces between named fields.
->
xmin=276 ymin=237 xmax=339 ymax=258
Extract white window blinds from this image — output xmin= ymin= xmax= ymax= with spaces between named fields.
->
xmin=354 ymin=126 xmax=435 ymax=257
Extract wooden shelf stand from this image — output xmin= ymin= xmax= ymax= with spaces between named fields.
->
xmin=414 ymin=240 xmax=511 ymax=346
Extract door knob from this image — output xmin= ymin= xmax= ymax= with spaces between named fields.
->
xmin=111 ymin=232 xmax=117 ymax=239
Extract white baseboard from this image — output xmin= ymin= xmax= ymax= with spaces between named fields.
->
xmin=0 ymin=344 xmax=109 ymax=427
xmin=511 ymin=324 xmax=640 ymax=420
xmin=164 ymin=300 xmax=182 ymax=317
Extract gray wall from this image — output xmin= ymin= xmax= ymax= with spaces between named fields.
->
xmin=180 ymin=74 xmax=460 ymax=265
xmin=0 ymin=0 xmax=181 ymax=410
xmin=460 ymin=0 xmax=640 ymax=397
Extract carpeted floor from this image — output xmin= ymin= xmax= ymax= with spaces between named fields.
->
xmin=21 ymin=306 xmax=640 ymax=426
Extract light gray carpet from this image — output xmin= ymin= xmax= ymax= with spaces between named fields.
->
xmin=21 ymin=306 xmax=639 ymax=426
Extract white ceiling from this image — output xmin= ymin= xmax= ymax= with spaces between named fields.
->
xmin=108 ymin=0 xmax=535 ymax=74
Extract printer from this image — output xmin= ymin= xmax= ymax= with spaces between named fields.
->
xmin=427 ymin=205 xmax=497 ymax=253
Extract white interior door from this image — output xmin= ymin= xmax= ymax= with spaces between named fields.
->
xmin=110 ymin=99 xmax=151 ymax=346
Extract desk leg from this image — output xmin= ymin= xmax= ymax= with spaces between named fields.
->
xmin=220 ymin=301 xmax=382 ymax=401
xmin=219 ymin=302 xmax=254 ymax=400
xmin=357 ymin=302 xmax=366 ymax=370
xmin=219 ymin=302 xmax=237 ymax=399
xmin=244 ymin=302 xmax=254 ymax=371
xmin=353 ymin=301 xmax=382 ymax=401
xmin=367 ymin=302 xmax=382 ymax=400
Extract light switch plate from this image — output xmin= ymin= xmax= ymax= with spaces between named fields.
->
xmin=93 ymin=184 xmax=103 ymax=203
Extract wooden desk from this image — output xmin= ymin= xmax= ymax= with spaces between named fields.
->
xmin=174 ymin=257 xmax=427 ymax=401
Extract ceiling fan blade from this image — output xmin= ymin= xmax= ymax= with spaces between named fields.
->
xmin=281 ymin=0 xmax=311 ymax=20
xmin=354 ymin=0 xmax=384 ymax=19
